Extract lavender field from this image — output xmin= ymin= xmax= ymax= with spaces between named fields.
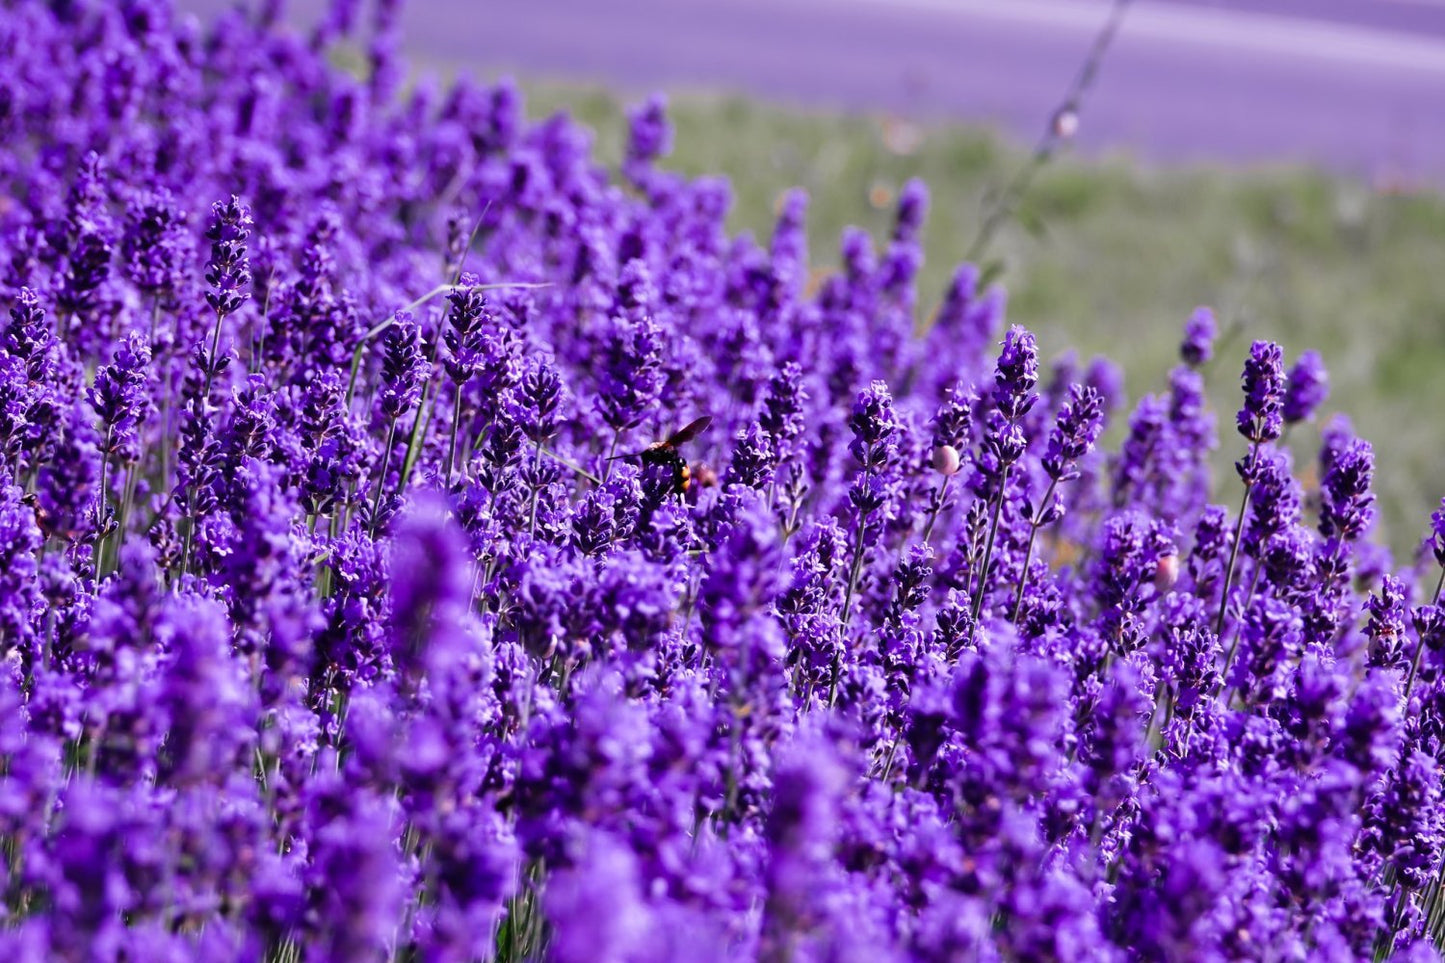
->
xmin=5 ymin=1 xmax=1445 ymax=961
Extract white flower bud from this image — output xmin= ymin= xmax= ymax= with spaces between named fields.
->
xmin=1154 ymin=552 xmax=1180 ymax=592
xmin=933 ymin=444 xmax=961 ymax=476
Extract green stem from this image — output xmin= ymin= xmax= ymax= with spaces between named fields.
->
xmin=95 ymin=428 xmax=112 ymax=577
xmin=446 ymin=382 xmax=464 ymax=485
xmin=1404 ymin=568 xmax=1445 ymax=703
xmin=344 ymin=282 xmax=549 ymax=406
xmin=957 ymin=0 xmax=1135 ymax=273
xmin=601 ymin=433 xmax=620 ymax=484
xmin=971 ymin=464 xmax=1013 ymax=631
xmin=179 ymin=516 xmax=194 ymax=580
xmin=1216 ymin=443 xmax=1258 ymax=656
xmin=397 ymin=381 xmax=436 ymax=497
xmin=369 ymin=419 xmax=398 ymax=538
xmin=829 ymin=466 xmax=876 ymax=708
xmin=200 ymin=308 xmax=226 ymax=407
xmin=919 ymin=473 xmax=953 ymax=545
xmin=840 ymin=465 xmax=874 ymax=629
xmin=1011 ymin=476 xmax=1059 ymax=622
xmin=527 ymin=442 xmax=545 ymax=539
xmin=108 ymin=462 xmax=132 ymax=576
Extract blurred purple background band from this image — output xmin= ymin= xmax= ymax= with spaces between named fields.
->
xmin=180 ymin=0 xmax=1445 ymax=184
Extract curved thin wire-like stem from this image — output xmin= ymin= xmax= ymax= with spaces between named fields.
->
xmin=1011 ymin=476 xmax=1060 ymax=622
xmin=957 ymin=0 xmax=1135 ymax=276
xmin=919 ymin=473 xmax=952 ymax=546
xmin=344 ymin=281 xmax=549 ymax=405
xmin=368 ymin=419 xmax=398 ymax=538
xmin=970 ymin=464 xmax=1012 ymax=632
xmin=1216 ymin=446 xmax=1258 ymax=679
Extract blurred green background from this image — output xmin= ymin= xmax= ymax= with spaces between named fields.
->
xmin=518 ymin=79 xmax=1445 ymax=559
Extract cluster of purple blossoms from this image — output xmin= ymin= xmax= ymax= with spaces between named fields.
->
xmin=2 ymin=2 xmax=1445 ymax=961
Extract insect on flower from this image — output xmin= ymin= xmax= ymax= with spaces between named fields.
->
xmin=613 ymin=416 xmax=713 ymax=495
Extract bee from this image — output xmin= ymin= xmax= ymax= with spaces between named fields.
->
xmin=687 ymin=461 xmax=719 ymax=492
xmin=19 ymin=491 xmax=66 ymax=541
xmin=614 ymin=416 xmax=712 ymax=496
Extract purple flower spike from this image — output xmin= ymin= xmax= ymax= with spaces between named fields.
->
xmin=378 ymin=311 xmax=429 ymax=420
xmin=1320 ymin=437 xmax=1375 ymax=543
xmin=995 ymin=324 xmax=1040 ymax=419
xmin=1043 ymin=384 xmax=1105 ymax=482
xmin=847 ymin=380 xmax=899 ymax=468
xmin=1235 ymin=339 xmax=1285 ymax=444
xmin=88 ymin=331 xmax=152 ymax=462
xmin=1430 ymin=497 xmax=1445 ymax=567
xmin=1283 ymin=350 xmax=1329 ymax=425
xmin=1365 ymin=574 xmax=1409 ymax=670
xmin=1180 ymin=306 xmax=1216 ymax=367
xmin=203 ymin=195 xmax=253 ymax=318
xmin=2 ymin=3 xmax=1444 ymax=955
xmin=626 ymin=93 xmax=672 ymax=169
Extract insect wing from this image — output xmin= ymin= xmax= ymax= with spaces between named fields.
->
xmin=664 ymin=416 xmax=712 ymax=448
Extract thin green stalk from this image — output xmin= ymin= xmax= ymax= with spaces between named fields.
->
xmin=397 ymin=381 xmax=437 ymax=496
xmin=1011 ymin=476 xmax=1059 ymax=622
xmin=526 ymin=442 xmax=545 ymax=538
xmin=106 ymin=462 xmax=131 ymax=576
xmin=200 ymin=308 xmax=226 ymax=406
xmin=840 ymin=465 xmax=874 ymax=629
xmin=919 ymin=473 xmax=952 ymax=545
xmin=1216 ymin=444 xmax=1259 ymax=673
xmin=1404 ymin=567 xmax=1445 ymax=703
xmin=971 ymin=464 xmax=1013 ymax=631
xmin=445 ymin=382 xmax=464 ymax=485
xmin=1142 ymin=683 xmax=1169 ymax=755
xmin=829 ymin=466 xmax=876 ymax=708
xmin=1220 ymin=561 xmax=1268 ymax=702
xmin=956 ymin=0 xmax=1135 ymax=276
xmin=879 ymin=734 xmax=903 ymax=783
xmin=369 ymin=419 xmax=398 ymax=538
xmin=179 ymin=515 xmax=194 ymax=580
xmin=95 ymin=427 xmax=112 ymax=577
xmin=541 ymin=447 xmax=600 ymax=485
xmin=345 ymin=283 xmax=449 ymax=405
xmin=345 ymin=282 xmax=548 ymax=406
xmin=600 ymin=433 xmax=621 ymax=484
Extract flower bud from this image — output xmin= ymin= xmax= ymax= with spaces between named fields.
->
xmin=932 ymin=444 xmax=961 ymax=476
xmin=1153 ymin=551 xmax=1180 ymax=592
xmin=1052 ymin=107 xmax=1079 ymax=141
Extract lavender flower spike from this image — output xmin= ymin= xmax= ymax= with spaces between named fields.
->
xmin=1235 ymin=339 xmax=1285 ymax=444
xmin=1043 ymin=384 xmax=1105 ymax=483
xmin=1283 ymin=350 xmax=1329 ymax=425
xmin=1180 ymin=306 xmax=1216 ymax=367
xmin=203 ymin=195 xmax=253 ymax=318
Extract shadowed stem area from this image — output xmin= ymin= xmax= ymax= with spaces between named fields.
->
xmin=1012 ymin=476 xmax=1059 ymax=622
xmin=971 ymin=464 xmax=1012 ymax=632
xmin=1216 ymin=443 xmax=1259 ymax=668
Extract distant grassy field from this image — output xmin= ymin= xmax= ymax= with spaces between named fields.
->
xmin=516 ymin=79 xmax=1445 ymax=559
